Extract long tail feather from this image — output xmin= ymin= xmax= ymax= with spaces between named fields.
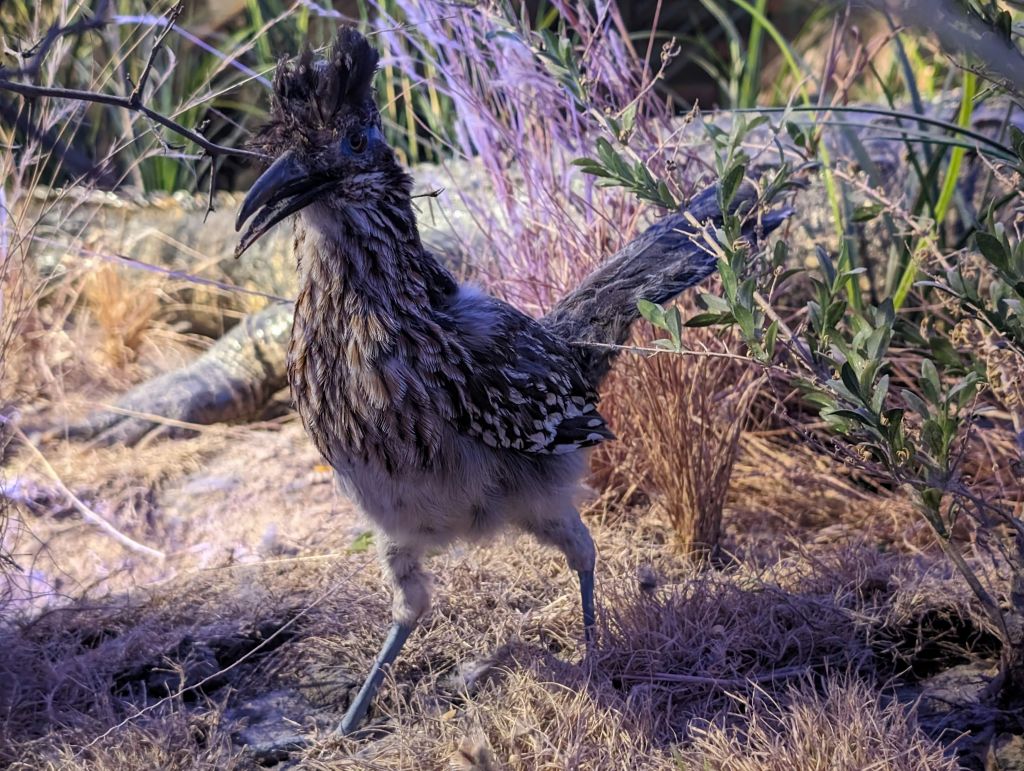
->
xmin=542 ymin=184 xmax=790 ymax=387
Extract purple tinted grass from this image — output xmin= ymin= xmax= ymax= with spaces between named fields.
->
xmin=372 ymin=0 xmax=690 ymax=314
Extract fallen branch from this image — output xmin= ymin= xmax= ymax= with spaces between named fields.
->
xmin=10 ymin=425 xmax=166 ymax=562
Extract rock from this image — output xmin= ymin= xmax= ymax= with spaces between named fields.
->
xmin=916 ymin=662 xmax=995 ymax=718
xmin=990 ymin=734 xmax=1024 ymax=771
xmin=225 ymin=689 xmax=321 ymax=765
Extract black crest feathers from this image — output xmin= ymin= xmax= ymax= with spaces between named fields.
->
xmin=263 ymin=26 xmax=379 ymax=139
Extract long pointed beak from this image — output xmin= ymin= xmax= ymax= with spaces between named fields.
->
xmin=235 ymin=151 xmax=329 ymax=258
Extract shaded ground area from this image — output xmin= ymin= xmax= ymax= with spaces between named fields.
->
xmin=0 ymin=418 xmax=1016 ymax=770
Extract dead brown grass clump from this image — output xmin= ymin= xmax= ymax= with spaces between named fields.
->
xmin=724 ymin=433 xmax=933 ymax=559
xmin=81 ymin=264 xmax=160 ymax=370
xmin=39 ymin=711 xmax=245 ymax=771
xmin=680 ymin=676 xmax=959 ymax=771
xmin=596 ymin=325 xmax=757 ymax=559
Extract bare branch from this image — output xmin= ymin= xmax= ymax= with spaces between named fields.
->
xmin=127 ymin=1 xmax=184 ymax=107
xmin=0 ymin=78 xmax=266 ymax=161
xmin=0 ymin=0 xmax=268 ymax=180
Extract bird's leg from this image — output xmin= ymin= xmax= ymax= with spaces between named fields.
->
xmin=578 ymin=568 xmax=595 ymax=644
xmin=338 ymin=621 xmax=413 ymax=735
xmin=338 ymin=538 xmax=430 ymax=736
xmin=523 ymin=508 xmax=597 ymax=642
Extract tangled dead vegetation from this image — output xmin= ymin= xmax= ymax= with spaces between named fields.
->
xmin=0 ymin=420 xmax=1005 ymax=770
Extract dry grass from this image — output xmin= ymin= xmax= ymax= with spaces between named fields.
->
xmin=680 ymin=676 xmax=959 ymax=771
xmin=80 ymin=265 xmax=160 ymax=371
xmin=595 ymin=322 xmax=758 ymax=559
xmin=0 ymin=418 xmax=998 ymax=769
xmin=2 ymin=3 xmax=1021 ymax=769
xmin=0 ymin=496 xmax=984 ymax=769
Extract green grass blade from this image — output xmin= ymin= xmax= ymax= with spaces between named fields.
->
xmin=933 ymin=70 xmax=978 ymax=227
xmin=738 ymin=0 xmax=767 ymax=108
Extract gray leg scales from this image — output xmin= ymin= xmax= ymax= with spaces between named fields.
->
xmin=338 ymin=621 xmax=414 ymax=735
xmin=579 ymin=569 xmax=595 ymax=643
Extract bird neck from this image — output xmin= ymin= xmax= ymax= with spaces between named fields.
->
xmin=294 ymin=190 xmax=433 ymax=320
xmin=286 ymin=186 xmax=454 ymax=468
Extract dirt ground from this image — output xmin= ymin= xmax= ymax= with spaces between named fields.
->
xmin=0 ymin=409 xmax=1017 ymax=770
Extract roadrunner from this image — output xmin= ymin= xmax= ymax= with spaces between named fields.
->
xmin=236 ymin=27 xmax=785 ymax=735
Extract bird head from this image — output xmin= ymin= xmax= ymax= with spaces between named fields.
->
xmin=235 ymin=27 xmax=397 ymax=256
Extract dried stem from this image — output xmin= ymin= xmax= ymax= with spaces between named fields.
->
xmin=9 ymin=426 xmax=165 ymax=562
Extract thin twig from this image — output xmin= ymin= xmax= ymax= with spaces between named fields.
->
xmin=617 ymin=664 xmax=810 ymax=687
xmin=576 ymin=339 xmax=757 ymax=363
xmin=0 ymin=78 xmax=265 ymax=161
xmin=71 ymin=403 xmax=288 ymax=437
xmin=7 ymin=0 xmax=111 ymax=79
xmin=10 ymin=426 xmax=165 ymax=561
xmin=127 ymin=1 xmax=184 ymax=106
xmin=204 ymin=155 xmax=218 ymax=222
xmin=28 ymin=234 xmax=292 ymax=303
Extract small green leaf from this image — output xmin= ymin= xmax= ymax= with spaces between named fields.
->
xmin=977 ymin=231 xmax=1010 ymax=271
xmin=733 ymin=304 xmax=756 ymax=340
xmin=685 ymin=312 xmax=734 ymax=327
xmin=785 ymin=120 xmax=807 ymax=148
xmin=619 ymin=102 xmax=637 ymax=137
xmin=865 ymin=325 xmax=890 ymax=362
xmin=803 ymin=390 xmax=838 ymax=410
xmin=840 ymin=362 xmax=862 ymax=402
xmin=718 ymin=259 xmax=738 ymax=302
xmin=883 ymin=408 xmax=905 ymax=436
xmin=870 ymin=374 xmax=889 ymax=414
xmin=920 ymin=359 xmax=941 ymax=404
xmin=704 ymin=122 xmax=728 ymax=144
xmin=826 ymin=407 xmax=876 ymax=427
xmin=948 ymin=375 xmax=978 ymax=408
xmin=746 ymin=115 xmax=770 ymax=133
xmin=825 ymin=300 xmax=847 ymax=330
xmin=772 ymin=240 xmax=788 ymax=269
xmin=347 ymin=531 xmax=375 ymax=554
xmin=900 ymin=389 xmax=930 ymax=418
xmin=719 ymin=163 xmax=746 ymax=210
xmin=764 ymin=319 xmax=779 ymax=359
xmin=816 ymin=246 xmax=837 ymax=287
xmin=852 ymin=203 xmax=884 ymax=222
xmin=665 ymin=306 xmax=682 ymax=349
xmin=656 ymin=180 xmax=677 ymax=209
xmin=699 ymin=293 xmax=732 ymax=313
xmin=638 ymin=299 xmax=666 ymax=329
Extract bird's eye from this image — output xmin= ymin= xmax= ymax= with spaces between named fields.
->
xmin=348 ymin=131 xmax=367 ymax=154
